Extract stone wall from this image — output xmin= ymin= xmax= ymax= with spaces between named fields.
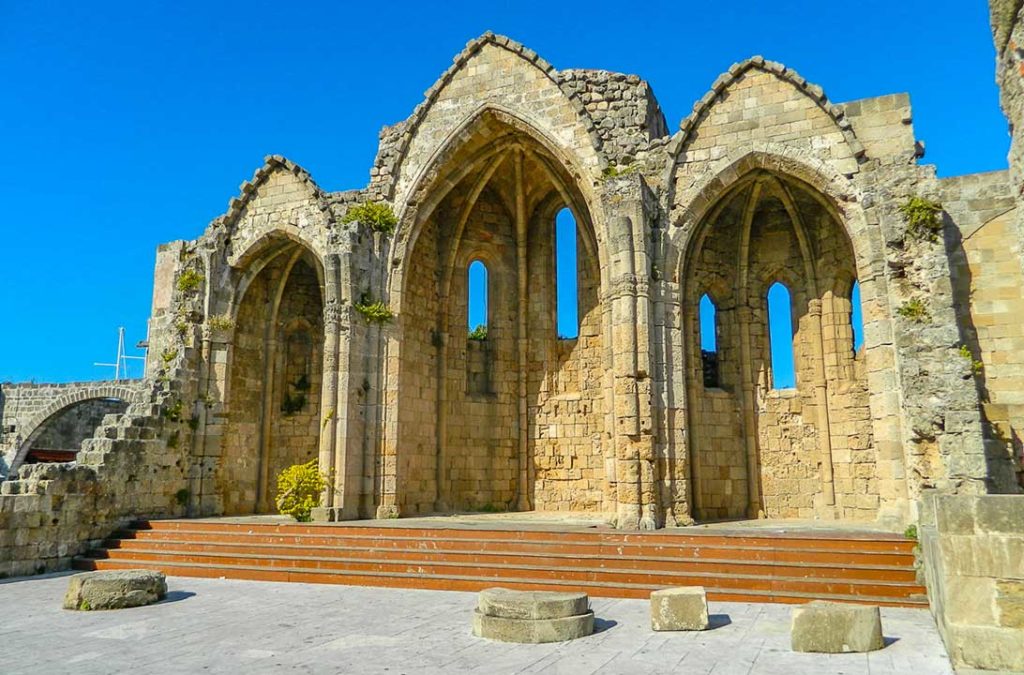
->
xmin=945 ymin=170 xmax=1024 ymax=492
xmin=0 ymin=381 xmax=145 ymax=477
xmin=0 ymin=354 xmax=197 ymax=577
xmin=558 ymin=69 xmax=669 ymax=167
xmin=919 ymin=492 xmax=1024 ymax=672
xmin=30 ymin=398 xmax=130 ymax=452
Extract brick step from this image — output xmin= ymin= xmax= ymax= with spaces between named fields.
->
xmin=73 ymin=557 xmax=928 ymax=608
xmin=102 ymin=539 xmax=918 ymax=582
xmin=88 ymin=549 xmax=923 ymax=599
xmin=119 ymin=530 xmax=915 ymax=566
xmin=137 ymin=520 xmax=915 ymax=553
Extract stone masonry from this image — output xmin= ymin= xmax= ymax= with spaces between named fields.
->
xmin=3 ymin=18 xmax=1024 ymax=578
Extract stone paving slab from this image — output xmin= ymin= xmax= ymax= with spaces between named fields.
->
xmin=0 ymin=573 xmax=953 ymax=674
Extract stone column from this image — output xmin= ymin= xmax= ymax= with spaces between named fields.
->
xmin=807 ymin=297 xmax=837 ymax=512
xmin=608 ymin=214 xmax=642 ymax=529
xmin=314 ymin=254 xmax=341 ymax=520
xmin=736 ymin=181 xmax=763 ymax=519
xmin=514 ymin=149 xmax=532 ymax=512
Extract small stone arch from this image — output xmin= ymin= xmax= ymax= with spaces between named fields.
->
xmin=10 ymin=385 xmax=145 ymax=474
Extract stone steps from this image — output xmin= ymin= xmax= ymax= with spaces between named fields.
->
xmin=100 ymin=538 xmax=918 ymax=582
xmin=74 ymin=519 xmax=927 ymax=607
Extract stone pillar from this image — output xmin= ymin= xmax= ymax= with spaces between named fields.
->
xmin=736 ymin=181 xmax=763 ymax=519
xmin=314 ymin=254 xmax=341 ymax=521
xmin=608 ymin=214 xmax=642 ymax=529
xmin=514 ymin=150 xmax=532 ymax=512
xmin=807 ymin=298 xmax=837 ymax=513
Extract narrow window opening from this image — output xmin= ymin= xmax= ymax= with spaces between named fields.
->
xmin=699 ymin=293 xmax=720 ymax=388
xmin=467 ymin=260 xmax=488 ymax=340
xmin=555 ymin=207 xmax=579 ymax=339
xmin=850 ymin=279 xmax=864 ymax=353
xmin=767 ymin=282 xmax=796 ymax=389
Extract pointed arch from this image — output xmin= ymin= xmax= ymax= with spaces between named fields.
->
xmin=368 ymin=32 xmax=603 ymax=202
xmin=555 ymin=207 xmax=579 ymax=339
xmin=467 ymin=260 xmax=489 ymax=336
xmin=387 ymin=105 xmax=607 ymax=316
xmin=766 ymin=281 xmax=796 ymax=389
xmin=699 ymin=293 xmax=720 ymax=388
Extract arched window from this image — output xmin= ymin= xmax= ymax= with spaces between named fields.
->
xmin=555 ymin=207 xmax=579 ymax=339
xmin=850 ymin=279 xmax=864 ymax=353
xmin=467 ymin=260 xmax=488 ymax=340
xmin=767 ymin=282 xmax=796 ymax=389
xmin=699 ymin=293 xmax=720 ymax=388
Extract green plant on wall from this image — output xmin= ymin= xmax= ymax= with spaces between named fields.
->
xmin=897 ymin=298 xmax=929 ymax=323
xmin=281 ymin=373 xmax=310 ymax=415
xmin=355 ymin=293 xmax=394 ymax=324
xmin=468 ymin=324 xmax=488 ymax=341
xmin=175 ymin=488 xmax=190 ymax=508
xmin=342 ymin=201 xmax=398 ymax=235
xmin=281 ymin=391 xmax=307 ymax=415
xmin=163 ymin=399 xmax=184 ymax=422
xmin=276 ymin=459 xmax=327 ymax=522
xmin=898 ymin=196 xmax=943 ymax=241
xmin=601 ymin=163 xmax=639 ymax=180
xmin=958 ymin=344 xmax=984 ymax=374
xmin=207 ymin=313 xmax=234 ymax=331
xmin=176 ymin=268 xmax=205 ymax=293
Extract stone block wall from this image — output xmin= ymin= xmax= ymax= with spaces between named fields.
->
xmin=30 ymin=398 xmax=130 ymax=452
xmin=558 ymin=69 xmax=669 ymax=167
xmin=919 ymin=492 xmax=1024 ymax=672
xmin=0 ymin=359 xmax=196 ymax=577
xmin=0 ymin=381 xmax=144 ymax=478
xmin=945 ymin=170 xmax=1024 ymax=493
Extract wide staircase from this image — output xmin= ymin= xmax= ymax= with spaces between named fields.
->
xmin=74 ymin=519 xmax=927 ymax=607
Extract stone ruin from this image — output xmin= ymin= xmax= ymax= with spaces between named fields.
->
xmin=2 ymin=10 xmax=1024 ymax=583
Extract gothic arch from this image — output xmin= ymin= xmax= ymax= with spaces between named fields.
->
xmin=672 ymin=153 xmax=905 ymax=521
xmin=388 ymin=104 xmax=607 ymax=314
xmin=378 ymin=103 xmax=613 ymax=519
xmin=369 ymin=32 xmax=604 ymax=202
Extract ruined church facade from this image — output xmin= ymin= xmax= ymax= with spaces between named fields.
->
xmin=3 ymin=30 xmax=1023 ymax=569
xmin=139 ymin=32 xmax=1023 ymax=530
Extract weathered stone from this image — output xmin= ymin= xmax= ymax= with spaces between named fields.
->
xmin=790 ymin=601 xmax=884 ymax=653
xmin=471 ymin=608 xmax=594 ymax=643
xmin=478 ymin=587 xmax=589 ymax=620
xmin=650 ymin=586 xmax=709 ymax=631
xmin=63 ymin=570 xmax=167 ymax=611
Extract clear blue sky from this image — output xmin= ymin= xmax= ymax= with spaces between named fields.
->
xmin=0 ymin=1 xmax=1007 ymax=383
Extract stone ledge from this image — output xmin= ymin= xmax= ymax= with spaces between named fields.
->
xmin=471 ymin=608 xmax=595 ymax=643
xmin=478 ymin=587 xmax=588 ymax=620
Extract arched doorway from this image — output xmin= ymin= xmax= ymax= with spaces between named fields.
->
xmin=18 ymin=397 xmax=129 ymax=466
xmin=682 ymin=170 xmax=875 ymax=521
xmin=219 ymin=240 xmax=326 ymax=515
xmin=386 ymin=112 xmax=607 ymax=517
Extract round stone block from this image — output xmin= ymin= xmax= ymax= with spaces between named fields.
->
xmin=478 ymin=587 xmax=589 ymax=620
xmin=791 ymin=601 xmax=885 ymax=653
xmin=63 ymin=570 xmax=167 ymax=611
xmin=472 ymin=608 xmax=595 ymax=643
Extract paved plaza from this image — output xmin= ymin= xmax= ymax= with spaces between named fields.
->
xmin=0 ymin=573 xmax=954 ymax=674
